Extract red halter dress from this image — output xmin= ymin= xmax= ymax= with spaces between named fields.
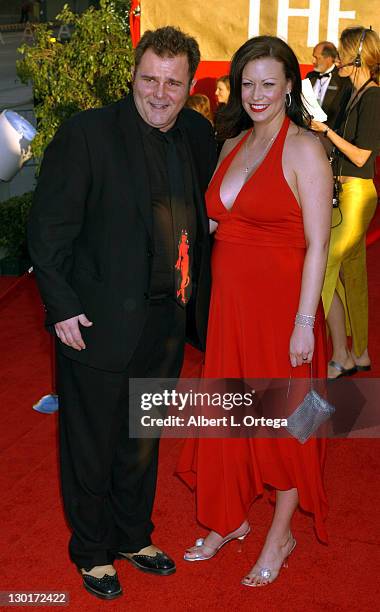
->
xmin=177 ymin=117 xmax=328 ymax=542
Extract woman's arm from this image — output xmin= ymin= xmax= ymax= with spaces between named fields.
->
xmin=311 ymin=119 xmax=371 ymax=167
xmin=288 ymin=133 xmax=333 ymax=367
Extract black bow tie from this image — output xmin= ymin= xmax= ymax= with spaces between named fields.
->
xmin=317 ymin=72 xmax=331 ymax=80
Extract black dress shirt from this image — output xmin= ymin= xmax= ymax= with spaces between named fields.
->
xmin=134 ymin=102 xmax=197 ymax=299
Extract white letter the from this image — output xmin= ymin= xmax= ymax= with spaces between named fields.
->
xmin=248 ymin=0 xmax=261 ymax=37
xmin=277 ymin=0 xmax=321 ymax=47
xmin=327 ymin=0 xmax=356 ymax=46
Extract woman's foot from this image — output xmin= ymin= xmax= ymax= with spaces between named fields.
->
xmin=241 ymin=532 xmax=296 ymax=587
xmin=350 ymin=348 xmax=371 ymax=370
xmin=184 ymin=520 xmax=250 ymax=561
xmin=328 ymin=348 xmax=356 ymax=379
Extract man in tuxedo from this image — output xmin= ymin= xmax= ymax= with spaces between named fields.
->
xmin=28 ymin=26 xmax=216 ymax=600
xmin=306 ymin=41 xmax=352 ymax=129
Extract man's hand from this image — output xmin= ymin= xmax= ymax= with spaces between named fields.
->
xmin=55 ymin=314 xmax=93 ymax=351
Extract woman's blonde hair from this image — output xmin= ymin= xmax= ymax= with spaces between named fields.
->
xmin=340 ymin=26 xmax=380 ymax=83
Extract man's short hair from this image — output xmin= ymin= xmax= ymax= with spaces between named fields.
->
xmin=316 ymin=41 xmax=338 ymax=60
xmin=134 ymin=26 xmax=201 ymax=83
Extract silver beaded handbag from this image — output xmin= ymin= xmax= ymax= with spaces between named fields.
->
xmin=285 ymin=365 xmax=335 ymax=444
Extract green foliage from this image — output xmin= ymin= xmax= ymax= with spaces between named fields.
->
xmin=0 ymin=192 xmax=33 ymax=258
xmin=16 ymin=0 xmax=134 ymax=158
xmin=113 ymin=0 xmax=131 ymax=20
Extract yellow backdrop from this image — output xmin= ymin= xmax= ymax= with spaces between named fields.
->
xmin=140 ymin=0 xmax=380 ymax=64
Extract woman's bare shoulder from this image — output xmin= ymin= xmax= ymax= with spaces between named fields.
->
xmin=287 ymin=123 xmax=321 ymax=146
xmin=218 ymin=130 xmax=249 ymax=164
xmin=286 ymin=123 xmax=327 ymax=162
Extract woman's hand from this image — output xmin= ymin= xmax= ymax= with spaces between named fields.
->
xmin=209 ymin=219 xmax=218 ymax=233
xmin=289 ymin=325 xmax=315 ymax=367
xmin=310 ymin=119 xmax=328 ymax=133
xmin=311 ymin=118 xmax=372 ymax=167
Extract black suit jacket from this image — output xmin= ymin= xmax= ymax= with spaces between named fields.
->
xmin=306 ymin=67 xmax=352 ymax=129
xmin=28 ymin=95 xmax=217 ymax=372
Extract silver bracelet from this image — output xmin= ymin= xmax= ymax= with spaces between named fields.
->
xmin=295 ymin=313 xmax=315 ymax=328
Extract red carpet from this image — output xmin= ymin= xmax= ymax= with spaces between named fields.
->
xmin=1 ymin=216 xmax=380 ymax=610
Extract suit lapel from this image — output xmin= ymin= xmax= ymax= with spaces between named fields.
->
xmin=322 ymin=68 xmax=340 ymax=113
xmin=117 ymin=95 xmax=153 ymax=238
xmin=308 ymin=72 xmax=317 ymax=87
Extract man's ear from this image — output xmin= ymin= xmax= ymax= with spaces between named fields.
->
xmin=189 ymin=78 xmax=196 ymax=94
xmin=131 ymin=65 xmax=136 ymax=81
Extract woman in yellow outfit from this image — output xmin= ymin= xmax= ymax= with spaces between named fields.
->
xmin=312 ymin=26 xmax=380 ymax=378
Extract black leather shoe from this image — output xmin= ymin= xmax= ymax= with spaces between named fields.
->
xmin=82 ymin=571 xmax=122 ymax=600
xmin=117 ymin=550 xmax=176 ymax=576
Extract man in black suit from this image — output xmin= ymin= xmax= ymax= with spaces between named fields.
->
xmin=28 ymin=26 xmax=216 ymax=600
xmin=306 ymin=41 xmax=352 ymax=129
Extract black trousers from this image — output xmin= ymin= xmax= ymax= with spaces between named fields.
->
xmin=57 ymin=299 xmax=186 ymax=569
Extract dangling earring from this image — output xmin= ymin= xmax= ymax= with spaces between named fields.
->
xmin=285 ymin=92 xmax=292 ymax=108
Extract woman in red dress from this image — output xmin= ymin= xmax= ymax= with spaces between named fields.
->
xmin=176 ymin=36 xmax=333 ymax=586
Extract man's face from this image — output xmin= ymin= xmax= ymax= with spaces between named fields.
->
xmin=133 ymin=48 xmax=191 ymax=132
xmin=312 ymin=45 xmax=334 ymax=73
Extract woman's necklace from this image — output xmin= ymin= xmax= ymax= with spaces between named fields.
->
xmin=244 ymin=126 xmax=282 ymax=179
